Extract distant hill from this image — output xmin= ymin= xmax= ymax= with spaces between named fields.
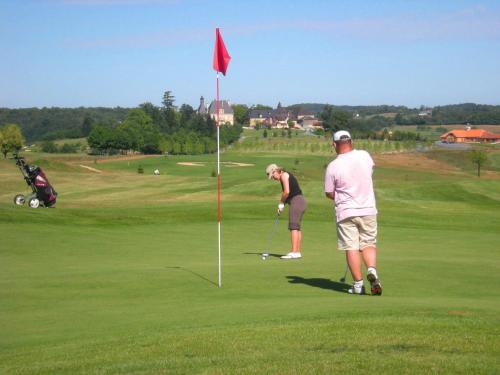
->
xmin=2 ymin=103 xmax=500 ymax=142
xmin=288 ymin=103 xmax=409 ymax=116
xmin=0 ymin=107 xmax=130 ymax=142
xmin=289 ymin=103 xmax=500 ymax=125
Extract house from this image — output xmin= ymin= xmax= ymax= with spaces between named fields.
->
xmin=300 ymin=117 xmax=323 ymax=132
xmin=440 ymin=128 xmax=500 ymax=143
xmin=208 ymin=100 xmax=234 ymax=125
xmin=248 ymin=103 xmax=316 ymax=129
xmin=295 ymin=108 xmax=315 ymax=120
xmin=197 ymin=96 xmax=234 ymax=125
xmin=248 ymin=109 xmax=274 ymax=127
xmin=418 ymin=108 xmax=433 ymax=117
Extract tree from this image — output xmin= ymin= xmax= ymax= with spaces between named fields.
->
xmin=0 ymin=124 xmax=24 ymax=158
xmin=87 ymin=125 xmax=113 ymax=154
xmin=112 ymin=127 xmax=134 ymax=152
xmin=162 ymin=91 xmax=176 ymax=110
xmin=81 ymin=114 xmax=94 ymax=137
xmin=41 ymin=141 xmax=59 ymax=153
xmin=320 ymin=106 xmax=350 ymax=133
xmin=140 ymin=102 xmax=166 ymax=130
xmin=232 ymin=104 xmax=249 ymax=125
xmin=60 ymin=143 xmax=78 ymax=153
xmin=179 ymin=104 xmax=195 ymax=126
xmin=252 ymin=104 xmax=273 ymax=110
xmin=119 ymin=109 xmax=160 ymax=153
xmin=470 ymin=149 xmax=488 ymax=177
xmin=320 ymin=105 xmax=335 ymax=132
xmin=162 ymin=91 xmax=178 ymax=131
xmin=331 ymin=111 xmax=350 ymax=131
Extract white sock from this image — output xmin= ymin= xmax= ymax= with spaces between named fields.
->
xmin=354 ymin=280 xmax=364 ymax=287
xmin=367 ymin=267 xmax=378 ymax=278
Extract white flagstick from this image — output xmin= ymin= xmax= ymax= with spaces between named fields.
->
xmin=216 ymin=72 xmax=222 ymax=288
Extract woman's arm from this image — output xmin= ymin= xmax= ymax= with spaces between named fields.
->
xmin=280 ymin=172 xmax=290 ymax=203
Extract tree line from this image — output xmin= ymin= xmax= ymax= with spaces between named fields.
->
xmin=87 ymin=91 xmax=242 ymax=155
xmin=2 ymin=101 xmax=499 ymax=147
xmin=317 ymin=103 xmax=500 ymax=139
xmin=0 ymin=107 xmax=129 ymax=142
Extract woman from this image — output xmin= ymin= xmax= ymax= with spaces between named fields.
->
xmin=266 ymin=163 xmax=307 ymax=259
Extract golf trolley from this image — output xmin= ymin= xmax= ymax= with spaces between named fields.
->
xmin=12 ymin=154 xmax=57 ymax=208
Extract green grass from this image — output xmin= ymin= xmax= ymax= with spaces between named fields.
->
xmin=426 ymin=148 xmax=500 ymax=174
xmin=0 ymin=146 xmax=499 ymax=374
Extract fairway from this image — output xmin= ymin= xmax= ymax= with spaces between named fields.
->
xmin=1 ymin=145 xmax=499 ymax=374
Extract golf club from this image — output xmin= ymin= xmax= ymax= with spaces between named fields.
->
xmin=261 ymin=214 xmax=280 ymax=258
xmin=339 ymin=265 xmax=349 ymax=283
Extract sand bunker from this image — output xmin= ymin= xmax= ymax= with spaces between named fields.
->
xmin=80 ymin=165 xmax=102 ymax=173
xmin=177 ymin=162 xmax=206 ymax=167
xmin=222 ymin=162 xmax=254 ymax=167
xmin=177 ymin=161 xmax=254 ymax=167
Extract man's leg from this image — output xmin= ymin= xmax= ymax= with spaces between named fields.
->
xmin=346 ymin=250 xmax=362 ymax=281
xmin=359 ymin=216 xmax=382 ymax=295
xmin=361 ymin=246 xmax=376 ymax=269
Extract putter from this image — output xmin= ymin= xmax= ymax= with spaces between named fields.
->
xmin=261 ymin=214 xmax=280 ymax=257
xmin=339 ymin=265 xmax=349 ymax=283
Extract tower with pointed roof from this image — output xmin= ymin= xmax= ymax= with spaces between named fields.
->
xmin=197 ymin=96 xmax=207 ymax=115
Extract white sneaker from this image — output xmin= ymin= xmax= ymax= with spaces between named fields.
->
xmin=367 ymin=269 xmax=382 ymax=296
xmin=348 ymin=283 xmax=366 ymax=295
xmin=280 ymin=252 xmax=302 ymax=259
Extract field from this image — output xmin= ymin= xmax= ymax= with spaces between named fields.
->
xmin=1 ymin=137 xmax=499 ymax=374
xmin=393 ymin=124 xmax=500 ymax=141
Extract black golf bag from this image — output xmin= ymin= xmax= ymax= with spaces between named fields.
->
xmin=13 ymin=155 xmax=57 ymax=208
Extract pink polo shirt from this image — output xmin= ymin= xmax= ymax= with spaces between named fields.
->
xmin=324 ymin=149 xmax=377 ymax=222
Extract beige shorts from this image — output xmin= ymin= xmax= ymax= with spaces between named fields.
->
xmin=337 ymin=215 xmax=377 ymax=251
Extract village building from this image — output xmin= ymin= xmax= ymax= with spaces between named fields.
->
xmin=294 ymin=108 xmax=315 ymax=120
xmin=197 ymin=96 xmax=234 ymax=125
xmin=440 ymin=128 xmax=500 ymax=143
xmin=418 ymin=108 xmax=433 ymax=117
xmin=248 ymin=103 xmax=320 ymax=129
xmin=197 ymin=96 xmax=208 ymax=115
xmin=248 ymin=109 xmax=274 ymax=127
xmin=300 ymin=116 xmax=323 ymax=132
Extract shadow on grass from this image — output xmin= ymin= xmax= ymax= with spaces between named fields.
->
xmin=166 ymin=266 xmax=218 ymax=287
xmin=286 ymin=275 xmax=350 ymax=293
xmin=243 ymin=252 xmax=283 ymax=259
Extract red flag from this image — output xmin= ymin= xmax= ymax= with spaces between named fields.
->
xmin=213 ymin=28 xmax=231 ymax=76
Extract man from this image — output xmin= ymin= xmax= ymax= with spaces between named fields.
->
xmin=324 ymin=130 xmax=382 ymax=295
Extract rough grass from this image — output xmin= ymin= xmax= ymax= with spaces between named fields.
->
xmin=0 ymin=147 xmax=499 ymax=374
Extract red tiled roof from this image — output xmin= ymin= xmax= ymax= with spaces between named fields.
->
xmin=440 ymin=129 xmax=500 ymax=139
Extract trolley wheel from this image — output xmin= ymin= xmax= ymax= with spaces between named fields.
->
xmin=28 ymin=198 xmax=40 ymax=208
xmin=14 ymin=194 xmax=26 ymax=205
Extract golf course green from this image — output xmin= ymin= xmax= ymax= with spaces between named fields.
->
xmin=1 ymin=136 xmax=499 ymax=374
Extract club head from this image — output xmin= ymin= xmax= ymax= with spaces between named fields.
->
xmin=339 ymin=277 xmax=346 ymax=283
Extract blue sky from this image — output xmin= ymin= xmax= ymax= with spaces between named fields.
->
xmin=1 ymin=0 xmax=500 ymax=109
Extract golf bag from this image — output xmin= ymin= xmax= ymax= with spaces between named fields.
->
xmin=13 ymin=155 xmax=57 ymax=208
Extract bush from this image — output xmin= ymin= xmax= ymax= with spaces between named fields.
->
xmin=60 ymin=143 xmax=79 ymax=153
xmin=41 ymin=141 xmax=58 ymax=153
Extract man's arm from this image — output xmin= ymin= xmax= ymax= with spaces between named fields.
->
xmin=325 ymin=191 xmax=335 ymax=200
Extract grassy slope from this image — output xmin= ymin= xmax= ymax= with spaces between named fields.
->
xmin=0 ymin=145 xmax=499 ymax=374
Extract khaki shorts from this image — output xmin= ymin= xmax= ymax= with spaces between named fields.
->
xmin=337 ymin=215 xmax=377 ymax=251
